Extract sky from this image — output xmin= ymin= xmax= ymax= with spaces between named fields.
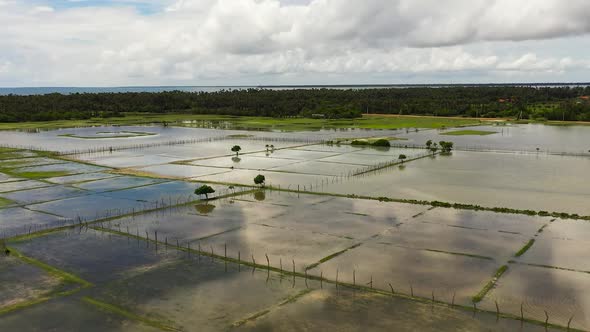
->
xmin=1 ymin=0 xmax=590 ymax=87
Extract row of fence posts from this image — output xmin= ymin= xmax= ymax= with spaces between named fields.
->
xmin=66 ymin=224 xmax=581 ymax=331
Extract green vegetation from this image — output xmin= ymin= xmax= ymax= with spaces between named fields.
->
xmin=254 ymin=174 xmax=266 ymax=187
xmin=398 ymin=154 xmax=407 ymax=163
xmin=0 ymin=113 xmax=484 ymax=131
xmin=429 ymin=142 xmax=438 ymax=155
xmin=11 ymin=171 xmax=72 ymax=179
xmin=439 ymin=141 xmax=454 ymax=153
xmin=422 ymin=249 xmax=492 ymax=260
xmin=472 ymin=265 xmax=509 ymax=303
xmin=2 ymin=86 xmax=590 ymax=123
xmin=0 ymin=196 xmax=14 ymax=207
xmin=231 ymin=145 xmax=242 ymax=156
xmin=194 ymin=185 xmax=215 ymax=200
xmin=371 ymin=138 xmax=391 ymax=147
xmin=305 ymin=243 xmax=362 ymax=271
xmin=514 ymin=239 xmax=536 ymax=257
xmin=58 ymin=131 xmax=156 ymax=139
xmin=441 ymin=130 xmax=497 ymax=136
xmin=350 ymin=138 xmax=395 ymax=147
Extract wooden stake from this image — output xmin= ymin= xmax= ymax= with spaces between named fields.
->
xmin=544 ymin=311 xmax=549 ymax=327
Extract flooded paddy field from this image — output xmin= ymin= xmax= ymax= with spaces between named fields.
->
xmin=480 ymin=264 xmax=590 ymax=331
xmin=0 ymin=255 xmax=64 ymax=311
xmin=0 ymin=297 xmax=164 ymax=332
xmin=399 ymin=124 xmax=590 ymax=155
xmin=0 ymin=207 xmax=66 ymax=237
xmin=1 ymin=122 xmax=589 ymax=331
xmin=92 ymin=259 xmax=311 ymax=331
xmin=320 ymin=151 xmax=590 ymax=215
xmin=238 ymin=287 xmax=557 ymax=332
xmin=10 ymin=228 xmax=180 ymax=284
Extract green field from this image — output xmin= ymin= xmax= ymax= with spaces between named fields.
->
xmin=441 ymin=130 xmax=497 ymax=136
xmin=0 ymin=113 xmax=484 ymax=131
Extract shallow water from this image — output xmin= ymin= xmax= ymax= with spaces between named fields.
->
xmin=3 ymin=185 xmax=89 ymax=204
xmin=0 ymin=179 xmax=51 ymax=193
xmin=320 ymin=151 xmax=590 ymax=215
xmin=0 ymin=207 xmax=67 ymax=237
xmin=400 ymin=124 xmax=590 ymax=155
xmin=481 ymin=264 xmax=590 ymax=331
xmin=0 ymin=297 xmax=162 ymax=332
xmin=0 ymin=255 xmax=62 ymax=309
xmin=93 ymin=259 xmax=310 ymax=331
xmin=238 ymin=287 xmax=556 ymax=332
xmin=11 ymin=229 xmax=180 ymax=284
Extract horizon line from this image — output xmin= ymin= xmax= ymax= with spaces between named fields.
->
xmin=1 ymin=82 xmax=589 ymax=89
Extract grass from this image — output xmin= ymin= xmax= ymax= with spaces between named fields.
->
xmin=11 ymin=171 xmax=72 ymax=179
xmin=472 ymin=265 xmax=508 ymax=303
xmin=514 ymin=239 xmax=535 ymax=257
xmin=0 ymin=113 xmax=483 ymax=131
xmin=0 ymin=152 xmax=30 ymax=160
xmin=441 ymin=130 xmax=497 ymax=136
xmin=0 ymin=196 xmax=14 ymax=207
xmin=82 ymin=297 xmax=181 ymax=331
xmin=305 ymin=243 xmax=362 ymax=271
xmin=423 ymin=248 xmax=493 ymax=260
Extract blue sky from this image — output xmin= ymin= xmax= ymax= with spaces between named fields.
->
xmin=1 ymin=0 xmax=589 ymax=87
xmin=26 ymin=0 xmax=168 ymax=14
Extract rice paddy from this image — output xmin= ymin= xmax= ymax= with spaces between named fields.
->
xmin=0 ymin=122 xmax=589 ymax=331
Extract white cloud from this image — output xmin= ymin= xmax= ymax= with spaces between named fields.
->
xmin=0 ymin=0 xmax=589 ymax=86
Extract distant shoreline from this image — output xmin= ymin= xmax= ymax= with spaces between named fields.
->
xmin=1 ymin=83 xmax=589 ymax=96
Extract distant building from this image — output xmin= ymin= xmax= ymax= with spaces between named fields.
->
xmin=311 ymin=114 xmax=325 ymax=118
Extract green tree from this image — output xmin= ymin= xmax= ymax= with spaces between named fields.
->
xmin=194 ymin=185 xmax=215 ymax=200
xmin=398 ymin=154 xmax=407 ymax=163
xmin=439 ymin=141 xmax=454 ymax=153
xmin=430 ymin=142 xmax=438 ymax=155
xmin=372 ymin=139 xmax=391 ymax=147
xmin=254 ymin=174 xmax=266 ymax=187
xmin=426 ymin=140 xmax=433 ymax=149
xmin=231 ymin=145 xmax=241 ymax=156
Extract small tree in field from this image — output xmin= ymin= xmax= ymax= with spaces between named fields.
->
xmin=231 ymin=145 xmax=241 ymax=156
xmin=194 ymin=185 xmax=215 ymax=200
xmin=398 ymin=154 xmax=407 ymax=163
xmin=254 ymin=174 xmax=266 ymax=187
xmin=439 ymin=141 xmax=454 ymax=153
xmin=426 ymin=140 xmax=433 ymax=149
xmin=430 ymin=142 xmax=438 ymax=155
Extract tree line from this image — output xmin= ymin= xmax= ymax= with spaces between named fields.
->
xmin=0 ymin=86 xmax=589 ymax=122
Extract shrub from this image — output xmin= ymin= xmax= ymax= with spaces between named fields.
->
xmin=372 ymin=139 xmax=391 ymax=147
